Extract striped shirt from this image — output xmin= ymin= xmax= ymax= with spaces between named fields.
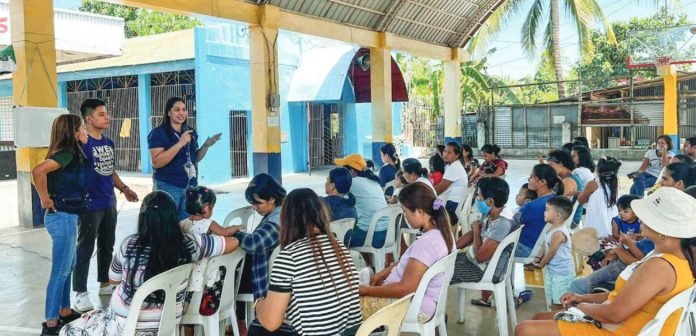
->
xmin=108 ymin=233 xmax=226 ymax=330
xmin=269 ymin=234 xmax=362 ymax=335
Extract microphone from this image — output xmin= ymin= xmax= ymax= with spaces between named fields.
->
xmin=182 ymin=124 xmax=195 ymax=141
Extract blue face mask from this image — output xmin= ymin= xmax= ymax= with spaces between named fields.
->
xmin=476 ymin=198 xmax=492 ymax=216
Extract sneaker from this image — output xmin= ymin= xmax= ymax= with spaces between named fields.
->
xmin=41 ymin=322 xmax=61 ymax=336
xmin=74 ymin=292 xmax=94 ymax=312
xmin=98 ymin=284 xmax=116 ymax=295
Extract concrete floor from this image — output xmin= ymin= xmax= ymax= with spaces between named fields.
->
xmin=0 ymin=159 xmax=641 ymax=335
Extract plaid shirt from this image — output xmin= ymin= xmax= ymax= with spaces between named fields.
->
xmin=236 ymin=206 xmax=281 ymax=299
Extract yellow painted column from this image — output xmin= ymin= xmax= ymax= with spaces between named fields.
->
xmin=658 ymin=65 xmax=679 ymax=148
xmin=370 ymin=34 xmax=392 ymax=166
xmin=249 ymin=5 xmax=282 ymax=182
xmin=444 ymin=48 xmax=464 ymax=144
xmin=659 ymin=64 xmax=678 ymax=148
xmin=12 ymin=0 xmax=58 ymax=227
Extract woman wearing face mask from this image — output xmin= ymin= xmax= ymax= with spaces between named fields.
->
xmin=450 ymin=177 xmax=518 ymax=307
xmin=628 ymin=135 xmax=674 ymax=196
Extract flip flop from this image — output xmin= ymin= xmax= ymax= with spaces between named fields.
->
xmin=470 ymin=298 xmax=492 ymax=307
xmin=515 ymin=290 xmax=533 ymax=307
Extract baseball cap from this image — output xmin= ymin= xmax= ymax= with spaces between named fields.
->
xmin=334 ymin=153 xmax=367 ymax=172
xmin=631 ymin=187 xmax=696 ymax=239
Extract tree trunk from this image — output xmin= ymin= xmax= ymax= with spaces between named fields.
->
xmin=550 ymin=0 xmax=566 ymax=98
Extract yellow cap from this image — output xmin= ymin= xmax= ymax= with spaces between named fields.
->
xmin=334 ymin=153 xmax=367 ymax=171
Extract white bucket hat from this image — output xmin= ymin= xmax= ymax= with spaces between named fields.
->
xmin=631 ymin=187 xmax=696 ymax=239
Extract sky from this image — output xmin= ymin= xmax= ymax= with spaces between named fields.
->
xmin=484 ymin=0 xmax=696 ymax=79
xmin=53 ymin=0 xmax=696 ymax=80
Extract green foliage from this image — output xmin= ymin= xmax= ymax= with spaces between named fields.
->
xmin=396 ymin=54 xmax=443 ymax=117
xmin=80 ymin=0 xmax=202 ymax=38
xmin=571 ymin=7 xmax=691 ymax=85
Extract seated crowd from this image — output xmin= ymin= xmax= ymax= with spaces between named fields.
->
xmin=37 ymin=119 xmax=696 ymax=336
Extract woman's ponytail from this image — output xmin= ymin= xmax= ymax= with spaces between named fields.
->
xmin=552 ymin=176 xmax=565 ymax=196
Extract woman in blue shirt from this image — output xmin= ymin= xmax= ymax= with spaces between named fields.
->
xmin=147 ymin=97 xmax=221 ymax=219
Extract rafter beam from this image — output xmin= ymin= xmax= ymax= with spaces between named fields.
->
xmin=100 ymin=0 xmax=463 ymax=60
xmin=376 ymin=0 xmax=405 ymax=32
xmin=452 ymin=0 xmax=506 ymax=48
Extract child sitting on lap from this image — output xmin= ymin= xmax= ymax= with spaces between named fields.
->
xmin=531 ymin=196 xmax=575 ymax=310
xmin=180 ymin=187 xmax=242 ymax=322
xmin=608 ymin=194 xmax=640 ymax=242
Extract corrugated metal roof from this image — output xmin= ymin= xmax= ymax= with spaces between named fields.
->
xmin=255 ymin=0 xmax=504 ymax=48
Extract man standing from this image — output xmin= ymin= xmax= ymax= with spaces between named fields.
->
xmin=73 ymin=98 xmax=138 ymax=312
xmin=684 ymin=136 xmax=696 ymax=161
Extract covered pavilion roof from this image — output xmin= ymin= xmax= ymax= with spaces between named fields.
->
xmin=241 ymin=0 xmax=504 ymax=49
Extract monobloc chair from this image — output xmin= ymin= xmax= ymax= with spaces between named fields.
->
xmin=331 ymin=218 xmax=357 ymax=246
xmin=223 ymin=206 xmax=257 ymax=230
xmin=122 ymin=263 xmax=194 ymax=336
xmin=350 ymin=206 xmax=403 ymax=272
xmin=514 ymin=223 xmax=551 ymax=265
xmin=638 ymin=284 xmax=696 ymax=336
xmin=451 ymin=226 xmax=524 ymax=336
xmin=356 ymin=293 xmax=414 ymax=336
xmin=236 ymin=245 xmax=281 ymax=328
xmin=181 ymin=249 xmax=246 ymax=336
xmin=400 ymin=252 xmax=457 ymax=336
xmin=452 ymin=186 xmax=476 ymax=237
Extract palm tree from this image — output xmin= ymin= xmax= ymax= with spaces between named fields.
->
xmin=470 ymin=0 xmax=617 ymax=98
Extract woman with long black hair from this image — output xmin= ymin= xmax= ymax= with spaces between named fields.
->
xmin=61 ymin=191 xmax=239 ymax=335
xmin=253 ymin=188 xmax=361 ymax=336
xmin=148 ymin=97 xmax=221 ymax=219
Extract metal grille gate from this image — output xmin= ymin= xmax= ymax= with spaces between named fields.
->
xmin=66 ymin=76 xmax=141 ymax=172
xmin=229 ymin=110 xmax=249 ymax=178
xmin=150 ymin=70 xmax=196 ymax=129
xmin=308 ymin=102 xmax=344 ymax=172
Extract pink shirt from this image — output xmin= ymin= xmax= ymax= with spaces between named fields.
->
xmin=384 ymin=229 xmax=452 ymax=316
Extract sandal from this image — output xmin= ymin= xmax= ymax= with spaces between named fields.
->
xmin=515 ymin=290 xmax=533 ymax=307
xmin=470 ymin=298 xmax=492 ymax=307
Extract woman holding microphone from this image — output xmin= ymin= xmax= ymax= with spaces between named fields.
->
xmin=148 ymin=97 xmax=221 ymax=219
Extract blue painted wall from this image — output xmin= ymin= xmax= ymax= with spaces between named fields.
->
xmin=194 ymin=26 xmax=251 ymax=185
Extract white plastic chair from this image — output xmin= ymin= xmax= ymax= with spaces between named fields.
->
xmin=514 ymin=223 xmax=551 ymax=265
xmin=563 ymin=201 xmax=579 ymax=228
xmin=330 ymin=218 xmax=357 ymax=246
xmin=236 ymin=245 xmax=281 ymax=328
xmin=638 ymin=284 xmax=696 ymax=336
xmin=401 ymin=252 xmax=457 ymax=336
xmin=356 ymin=293 xmax=414 ymax=336
xmin=122 ymin=263 xmax=194 ymax=336
xmin=181 ymin=249 xmax=246 ymax=336
xmin=453 ymin=186 xmax=476 ymax=237
xmin=452 ymin=226 xmax=524 ymax=336
xmin=350 ymin=206 xmax=403 ymax=272
xmin=223 ymin=206 xmax=257 ymax=231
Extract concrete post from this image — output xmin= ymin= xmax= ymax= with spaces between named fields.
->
xmin=444 ymin=49 xmax=463 ymax=144
xmin=370 ymin=35 xmax=392 ymax=168
xmin=12 ymin=0 xmax=58 ymax=227
xmin=562 ymin=121 xmax=572 ymax=145
xmin=249 ymin=5 xmax=282 ymax=182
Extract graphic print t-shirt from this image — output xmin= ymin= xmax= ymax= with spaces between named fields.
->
xmin=84 ymin=135 xmax=116 ymax=210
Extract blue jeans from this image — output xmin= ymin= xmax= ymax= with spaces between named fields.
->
xmin=568 ymin=259 xmax=626 ymax=295
xmin=630 ymin=173 xmax=657 ymax=196
xmin=514 ymin=243 xmax=533 ymax=258
xmin=347 ymin=228 xmax=387 ymax=249
xmin=44 ymin=211 xmax=78 ymax=320
xmin=153 ymin=180 xmax=189 ymax=220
